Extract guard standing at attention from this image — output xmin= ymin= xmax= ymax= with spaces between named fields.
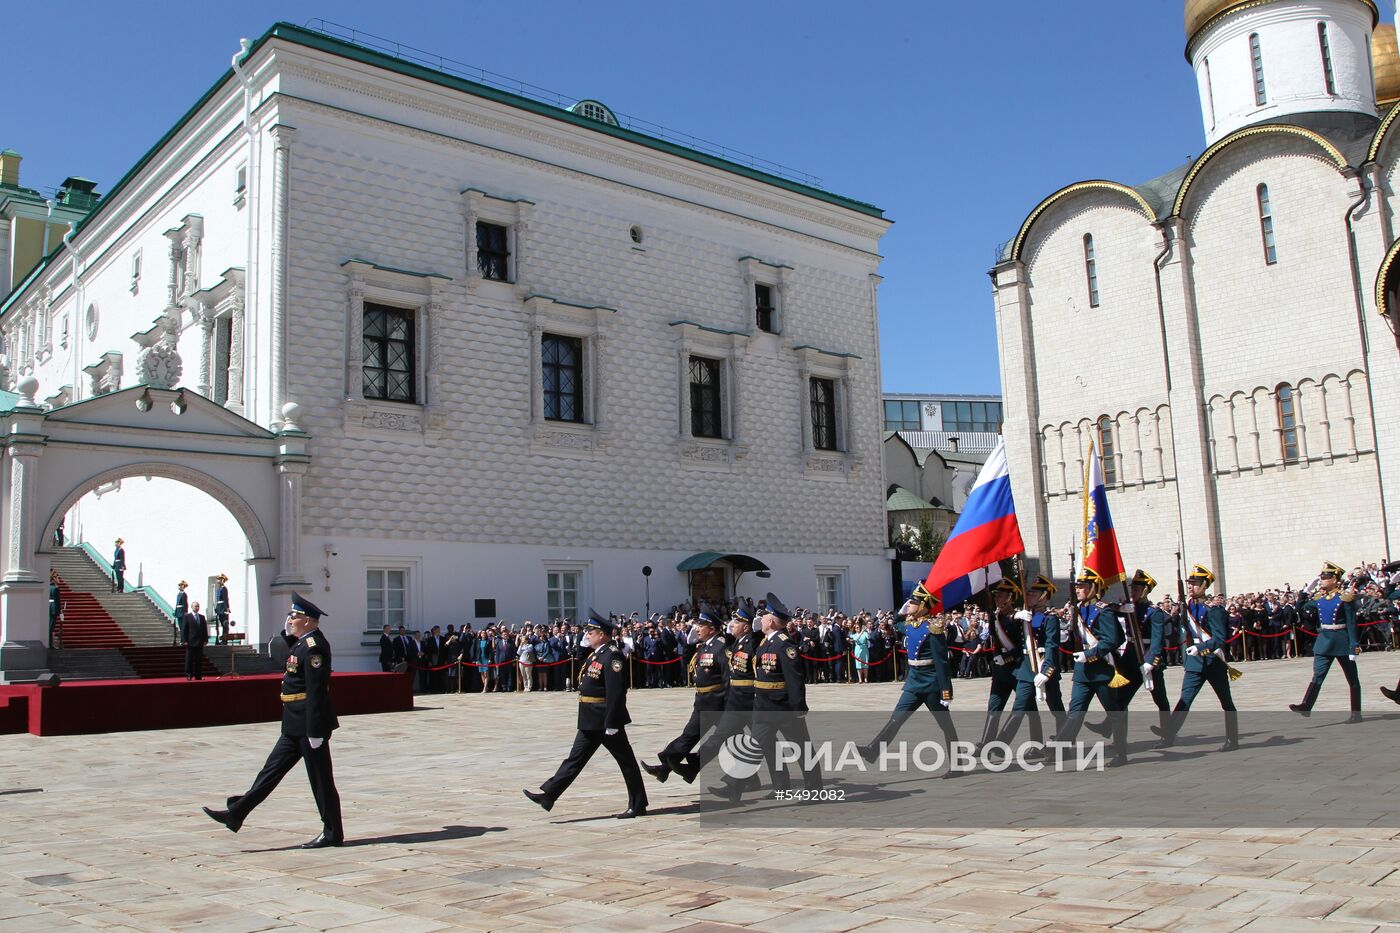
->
xmin=1152 ymin=564 xmax=1239 ymax=752
xmin=203 ymin=593 xmax=344 ymax=848
xmin=1290 ymin=561 xmax=1362 ymax=723
xmin=525 ymin=611 xmax=648 ymax=818
xmin=859 ymin=582 xmax=959 ymax=766
xmin=111 ymin=538 xmax=126 ymax=593
xmin=643 ymin=612 xmax=728 ymax=784
xmin=214 ymin=573 xmax=231 ymax=644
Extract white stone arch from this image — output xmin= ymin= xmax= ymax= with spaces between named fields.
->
xmin=38 ymin=461 xmax=272 ymax=559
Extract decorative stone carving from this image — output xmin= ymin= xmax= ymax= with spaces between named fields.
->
xmin=82 ymin=351 xmax=123 ymax=396
xmin=137 ymin=342 xmax=183 ymax=389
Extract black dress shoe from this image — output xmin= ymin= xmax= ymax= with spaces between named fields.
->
xmin=1347 ymin=711 xmax=1363 ymax=724
xmin=1084 ymin=718 xmax=1113 ymax=737
xmin=706 ymin=783 xmax=742 ymax=803
xmin=202 ymin=807 xmax=243 ymax=833
xmin=522 ymin=789 xmax=553 ymax=812
xmin=857 ymin=743 xmax=878 ymax=764
xmin=1381 ymin=686 xmax=1400 ymax=705
xmin=616 ymin=806 xmax=647 ymax=819
xmin=300 ymin=831 xmax=343 ymax=849
xmin=1107 ymin=755 xmax=1129 ymax=768
xmin=1288 ymin=703 xmax=1312 ymax=717
xmin=641 ymin=761 xmax=670 ymax=783
xmin=672 ymin=756 xmax=700 ymax=784
xmin=1218 ymin=739 xmax=1239 ymax=753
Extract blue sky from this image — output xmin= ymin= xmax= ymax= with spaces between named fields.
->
xmin=6 ymin=1 xmax=1393 ymax=394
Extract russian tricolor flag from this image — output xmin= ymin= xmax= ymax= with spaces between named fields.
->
xmin=922 ymin=438 xmax=1025 ymax=610
xmin=1082 ymin=438 xmax=1125 ymax=587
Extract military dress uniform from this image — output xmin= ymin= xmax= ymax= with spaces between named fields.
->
xmin=203 ymin=593 xmax=344 ymax=847
xmin=749 ymin=593 xmax=821 ymax=792
xmin=691 ymin=607 xmax=759 ymax=777
xmin=1055 ymin=569 xmax=1127 ymax=762
xmin=995 ymin=575 xmax=1061 ymax=746
xmin=1290 ymin=561 xmax=1362 ymax=722
xmin=528 ymin=611 xmax=648 ymax=817
xmin=1153 ymin=565 xmax=1239 ymax=752
xmin=860 ymin=582 xmax=959 ymax=760
xmin=1133 ymin=570 xmax=1176 ymax=731
xmin=644 ymin=614 xmax=729 ymax=784
xmin=978 ymin=579 xmax=1026 ymax=747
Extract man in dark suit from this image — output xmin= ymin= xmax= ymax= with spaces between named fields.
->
xmin=181 ymin=601 xmax=209 ymax=680
xmin=203 ymin=593 xmax=344 ymax=848
xmin=524 ymin=611 xmax=647 ymax=818
xmin=830 ymin=617 xmax=847 ymax=684
xmin=494 ymin=625 xmax=516 ymax=691
xmin=378 ymin=624 xmax=395 ymax=672
xmin=111 ymin=538 xmax=126 ymax=593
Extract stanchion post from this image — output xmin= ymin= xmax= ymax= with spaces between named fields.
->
xmin=457 ymin=659 xmax=463 ymax=694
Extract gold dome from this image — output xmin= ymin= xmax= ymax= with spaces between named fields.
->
xmin=1375 ymin=23 xmax=1400 ymax=108
xmin=1186 ymin=0 xmax=1379 ymax=48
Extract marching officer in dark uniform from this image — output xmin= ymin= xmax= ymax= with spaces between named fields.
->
xmin=1130 ymin=570 xmax=1175 ymax=734
xmin=1153 ymin=564 xmax=1239 ymax=752
xmin=690 ymin=605 xmax=760 ymax=782
xmin=642 ymin=612 xmax=728 ymax=784
xmin=995 ymin=574 xmax=1061 ymax=746
xmin=525 ymin=611 xmax=648 ymax=818
xmin=743 ymin=593 xmax=821 ymax=796
xmin=1056 ymin=568 xmax=1128 ymax=765
xmin=977 ymin=579 xmax=1025 ymax=748
xmin=859 ymin=582 xmax=959 ymax=764
xmin=1291 ymin=561 xmax=1361 ymax=722
xmin=203 ymin=593 xmax=344 ymax=847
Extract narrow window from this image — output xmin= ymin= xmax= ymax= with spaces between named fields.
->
xmin=542 ymin=333 xmax=584 ymax=422
xmin=1083 ymin=234 xmax=1100 ymax=308
xmin=755 ymin=282 xmax=776 ymax=333
xmin=1098 ymin=416 xmax=1118 ymax=486
xmin=212 ymin=316 xmax=232 ymax=404
xmin=366 ymin=569 xmax=407 ymax=630
xmin=1257 ymin=184 xmax=1277 ymax=264
xmin=476 ymin=221 xmax=510 ymax=281
xmin=1204 ymin=58 xmax=1216 ymax=130
xmin=130 ymin=249 xmax=142 ymax=294
xmin=1319 ymin=23 xmax=1337 ymax=96
xmin=1277 ymin=384 xmax=1299 ymax=462
xmin=689 ymin=356 xmax=723 ymax=438
xmin=362 ymin=303 xmax=416 ymax=403
xmin=1250 ymin=33 xmax=1267 ymax=105
xmin=810 ymin=377 xmax=838 ymax=451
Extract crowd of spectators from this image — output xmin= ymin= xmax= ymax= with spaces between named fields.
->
xmin=370 ymin=561 xmax=1400 ymax=694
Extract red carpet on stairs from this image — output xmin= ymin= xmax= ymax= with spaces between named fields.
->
xmin=52 ymin=578 xmax=134 ymax=649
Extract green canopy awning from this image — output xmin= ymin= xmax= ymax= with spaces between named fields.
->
xmin=677 ymin=552 xmax=770 ymax=573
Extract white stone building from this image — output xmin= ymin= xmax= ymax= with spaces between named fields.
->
xmin=995 ymin=0 xmax=1400 ymax=594
xmin=0 ymin=22 xmax=891 ymax=676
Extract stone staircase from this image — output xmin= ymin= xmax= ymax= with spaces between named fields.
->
xmin=48 ymin=547 xmax=284 ymax=680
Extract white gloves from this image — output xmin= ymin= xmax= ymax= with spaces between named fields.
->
xmin=1185 ymin=645 xmax=1200 ymax=657
xmin=992 ymin=654 xmax=1005 ymax=666
xmin=1141 ymin=662 xmax=1154 ymax=677
xmin=308 ymin=737 xmax=324 ymax=750
xmin=1013 ymin=610 xmax=1033 ymax=623
xmin=1348 ymin=654 xmax=1357 ymax=662
xmin=939 ymin=699 xmax=950 ymax=708
xmin=605 ymin=728 xmax=618 ymax=736
xmin=1033 ymin=672 xmax=1049 ymax=689
xmin=1073 ymin=651 xmax=1087 ymax=663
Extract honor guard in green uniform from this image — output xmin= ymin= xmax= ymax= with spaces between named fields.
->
xmin=1132 ymin=570 xmax=1176 ymax=733
xmin=743 ymin=593 xmax=821 ymax=795
xmin=203 ymin=593 xmax=344 ymax=848
xmin=1153 ymin=565 xmax=1239 ymax=752
xmin=978 ymin=579 xmax=1026 ymax=747
xmin=1290 ymin=561 xmax=1362 ymax=723
xmin=526 ymin=611 xmax=648 ymax=818
xmin=859 ymin=582 xmax=959 ymax=764
xmin=642 ymin=612 xmax=728 ymax=784
xmin=994 ymin=574 xmax=1061 ymax=746
xmin=1056 ymin=569 xmax=1128 ymax=765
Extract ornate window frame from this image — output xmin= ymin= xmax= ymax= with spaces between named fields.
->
xmin=668 ymin=319 xmax=749 ymax=471
xmin=738 ymin=255 xmax=790 ymax=337
xmin=189 ymin=267 xmax=246 ymax=412
xmin=795 ymin=344 xmax=861 ymax=478
xmin=525 ymin=294 xmax=615 ymax=459
xmin=341 ymin=259 xmax=452 ymax=444
xmin=461 ymin=187 xmax=534 ymax=298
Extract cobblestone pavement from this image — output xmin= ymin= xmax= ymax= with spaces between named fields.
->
xmin=3 ymin=655 xmax=1400 ymax=932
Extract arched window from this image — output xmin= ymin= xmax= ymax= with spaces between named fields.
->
xmin=1257 ymin=184 xmax=1277 ymax=264
xmin=1097 ymin=415 xmax=1117 ymax=485
xmin=1318 ymin=23 xmax=1337 ymax=96
xmin=1083 ymin=234 xmax=1100 ymax=308
xmin=1276 ymin=384 xmax=1299 ymax=463
xmin=1250 ymin=33 xmax=1267 ymax=105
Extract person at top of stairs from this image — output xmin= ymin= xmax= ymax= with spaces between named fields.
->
xmin=111 ymin=538 xmax=126 ymax=593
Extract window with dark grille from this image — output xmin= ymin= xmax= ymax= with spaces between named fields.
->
xmin=1250 ymin=33 xmax=1267 ymax=105
xmin=362 ymin=303 xmax=416 ymax=403
xmin=476 ymin=221 xmax=510 ymax=281
xmin=1277 ymin=384 xmax=1299 ymax=463
xmin=689 ymin=356 xmax=722 ymax=438
xmin=1098 ymin=415 xmax=1117 ymax=485
xmin=1257 ymin=184 xmax=1277 ymax=265
xmin=1083 ymin=234 xmax=1100 ymax=308
xmin=811 ymin=377 xmax=837 ymax=451
xmin=212 ymin=316 xmax=232 ymax=405
xmin=542 ymin=334 xmax=584 ymax=422
xmin=755 ymin=283 xmax=776 ymax=333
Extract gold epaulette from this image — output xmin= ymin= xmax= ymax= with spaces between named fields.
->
xmin=777 ymin=633 xmax=788 ymax=641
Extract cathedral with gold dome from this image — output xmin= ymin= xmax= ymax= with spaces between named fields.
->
xmin=995 ymin=0 xmax=1400 ymax=591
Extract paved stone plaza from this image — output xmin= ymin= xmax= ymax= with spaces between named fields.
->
xmin=2 ymin=655 xmax=1399 ymax=932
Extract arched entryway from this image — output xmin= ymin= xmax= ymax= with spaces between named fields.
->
xmin=1 ymin=384 xmax=309 ymax=680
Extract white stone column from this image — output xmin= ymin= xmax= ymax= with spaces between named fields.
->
xmin=268 ymin=124 xmax=296 ymax=428
xmin=196 ymin=302 xmax=215 ymax=397
xmin=227 ymin=279 xmax=246 ymax=414
xmin=272 ymin=428 xmax=310 ymax=590
xmin=4 ymin=440 xmax=42 ymax=583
